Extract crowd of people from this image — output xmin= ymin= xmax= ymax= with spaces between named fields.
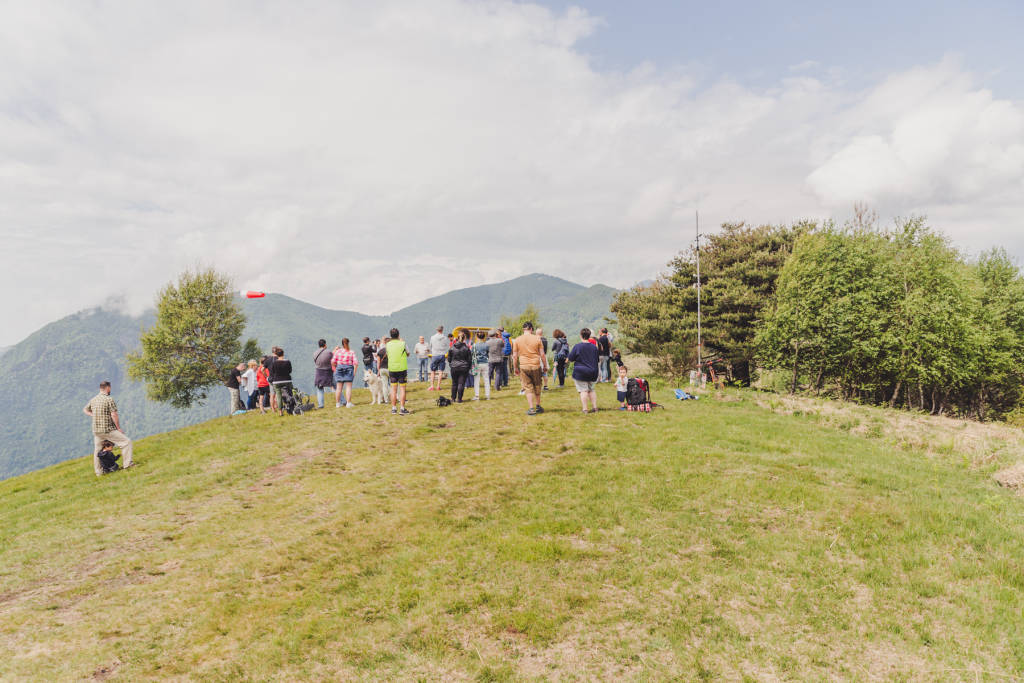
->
xmin=85 ymin=325 xmax=627 ymax=476
xmin=226 ymin=324 xmax=624 ymax=416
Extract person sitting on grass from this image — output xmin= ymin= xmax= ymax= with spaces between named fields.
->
xmin=96 ymin=440 xmax=120 ymax=474
xmin=615 ymin=365 xmax=629 ymax=410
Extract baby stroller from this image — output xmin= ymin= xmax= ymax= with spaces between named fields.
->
xmin=279 ymin=383 xmax=316 ymax=415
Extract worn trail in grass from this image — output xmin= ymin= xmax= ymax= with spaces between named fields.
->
xmin=2 ymin=384 xmax=1023 ymax=680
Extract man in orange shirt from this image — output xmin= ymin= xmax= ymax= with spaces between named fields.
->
xmin=512 ymin=321 xmax=548 ymax=416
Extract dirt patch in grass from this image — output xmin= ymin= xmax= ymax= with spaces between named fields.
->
xmin=994 ymin=463 xmax=1024 ymax=492
xmin=250 ymin=448 xmax=319 ymax=490
xmin=91 ymin=659 xmax=121 ymax=680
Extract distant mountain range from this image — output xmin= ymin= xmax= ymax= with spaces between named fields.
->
xmin=0 ymin=274 xmax=616 ymax=479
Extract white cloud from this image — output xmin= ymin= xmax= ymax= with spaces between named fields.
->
xmin=807 ymin=58 xmax=1024 ymax=211
xmin=1 ymin=3 xmax=1022 ymax=344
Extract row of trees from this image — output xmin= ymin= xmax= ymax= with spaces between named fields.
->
xmin=612 ymin=217 xmax=1024 ymax=420
xmin=611 ymin=222 xmax=807 ymax=383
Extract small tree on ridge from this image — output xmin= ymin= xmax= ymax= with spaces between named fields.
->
xmin=127 ymin=268 xmax=246 ymax=409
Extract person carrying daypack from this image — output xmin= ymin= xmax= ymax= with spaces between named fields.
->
xmin=551 ymin=329 xmax=570 ymax=388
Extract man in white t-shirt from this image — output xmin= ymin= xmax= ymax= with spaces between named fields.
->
xmin=428 ymin=325 xmax=449 ymax=391
xmin=413 ymin=335 xmax=430 ymax=382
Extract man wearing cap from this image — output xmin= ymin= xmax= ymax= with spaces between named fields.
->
xmin=512 ymin=321 xmax=548 ymax=416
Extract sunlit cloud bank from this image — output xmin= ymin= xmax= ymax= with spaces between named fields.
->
xmin=1 ymin=1 xmax=1021 ymax=344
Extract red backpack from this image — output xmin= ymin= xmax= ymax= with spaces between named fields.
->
xmin=625 ymin=378 xmax=662 ymax=412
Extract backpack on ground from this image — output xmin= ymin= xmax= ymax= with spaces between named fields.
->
xmin=437 ymin=396 xmax=452 ymax=407
xmin=625 ymin=377 xmax=662 ymax=412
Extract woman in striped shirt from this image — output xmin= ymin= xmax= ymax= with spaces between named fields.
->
xmin=332 ymin=338 xmax=358 ymax=408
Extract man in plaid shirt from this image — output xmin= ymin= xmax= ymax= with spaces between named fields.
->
xmin=83 ymin=381 xmax=134 ymax=476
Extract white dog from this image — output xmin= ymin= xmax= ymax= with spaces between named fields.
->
xmin=364 ymin=370 xmax=388 ymax=405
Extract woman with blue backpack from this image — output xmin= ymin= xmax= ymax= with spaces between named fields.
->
xmin=551 ymin=329 xmax=570 ymax=388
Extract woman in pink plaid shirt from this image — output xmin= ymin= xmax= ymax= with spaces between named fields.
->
xmin=332 ymin=338 xmax=358 ymax=408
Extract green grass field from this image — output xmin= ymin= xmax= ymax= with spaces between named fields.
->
xmin=2 ymin=382 xmax=1023 ymax=680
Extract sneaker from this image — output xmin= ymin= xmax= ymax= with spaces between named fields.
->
xmin=526 ymin=407 xmax=538 ymax=416
xmin=472 ymin=396 xmax=480 ymax=401
xmin=619 ymin=406 xmax=627 ymax=411
xmin=535 ymin=405 xmax=544 ymax=414
xmin=346 ymin=403 xmax=354 ymax=408
xmin=391 ymin=407 xmax=398 ymax=415
xmin=335 ymin=403 xmax=342 ymax=408
xmin=399 ymin=408 xmax=411 ymax=415
xmin=543 ymin=386 xmax=549 ymax=391
xmin=519 ymin=390 xmax=525 ymax=395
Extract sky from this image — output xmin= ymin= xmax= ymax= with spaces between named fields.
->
xmin=1 ymin=0 xmax=1022 ymax=346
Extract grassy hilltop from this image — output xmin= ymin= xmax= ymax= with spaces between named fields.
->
xmin=2 ymin=384 xmax=1024 ymax=680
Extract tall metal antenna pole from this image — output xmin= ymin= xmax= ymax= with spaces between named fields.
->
xmin=696 ymin=210 xmax=702 ymax=371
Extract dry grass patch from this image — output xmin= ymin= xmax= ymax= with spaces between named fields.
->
xmin=757 ymin=392 xmax=1024 ymax=471
xmin=994 ymin=462 xmax=1024 ymax=493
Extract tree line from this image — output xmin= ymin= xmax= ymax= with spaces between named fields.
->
xmin=611 ymin=215 xmax=1024 ymax=421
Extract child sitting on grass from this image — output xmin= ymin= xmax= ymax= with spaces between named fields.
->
xmin=96 ymin=440 xmax=120 ymax=474
xmin=615 ymin=365 xmax=629 ymax=410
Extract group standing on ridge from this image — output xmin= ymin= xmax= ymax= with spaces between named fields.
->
xmin=220 ymin=323 xmax=621 ymax=416
xmin=87 ymin=321 xmax=632 ymax=476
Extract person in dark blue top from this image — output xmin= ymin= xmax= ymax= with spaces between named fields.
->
xmin=567 ymin=328 xmax=600 ymax=413
xmin=498 ymin=328 xmax=512 ymax=389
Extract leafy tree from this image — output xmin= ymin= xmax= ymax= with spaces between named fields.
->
xmin=611 ymin=222 xmax=808 ymax=381
xmin=756 ymin=226 xmax=900 ymax=398
xmin=234 ymin=338 xmax=264 ymax=366
xmin=499 ymin=305 xmax=541 ymax=338
xmin=756 ymin=218 xmax=1008 ymax=417
xmin=886 ymin=219 xmax=979 ymax=414
xmin=127 ymin=268 xmax=246 ymax=409
xmin=967 ymin=248 xmax=1024 ymax=418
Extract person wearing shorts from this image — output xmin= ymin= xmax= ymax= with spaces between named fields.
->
xmin=512 ymin=321 xmax=547 ymax=416
xmin=255 ymin=363 xmax=270 ymax=413
xmin=615 ymin=365 xmax=629 ymax=410
xmin=568 ymin=328 xmax=600 ymax=413
xmin=332 ymin=338 xmax=357 ymax=408
xmin=385 ymin=328 xmax=412 ymax=415
xmin=428 ymin=325 xmax=448 ymax=391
